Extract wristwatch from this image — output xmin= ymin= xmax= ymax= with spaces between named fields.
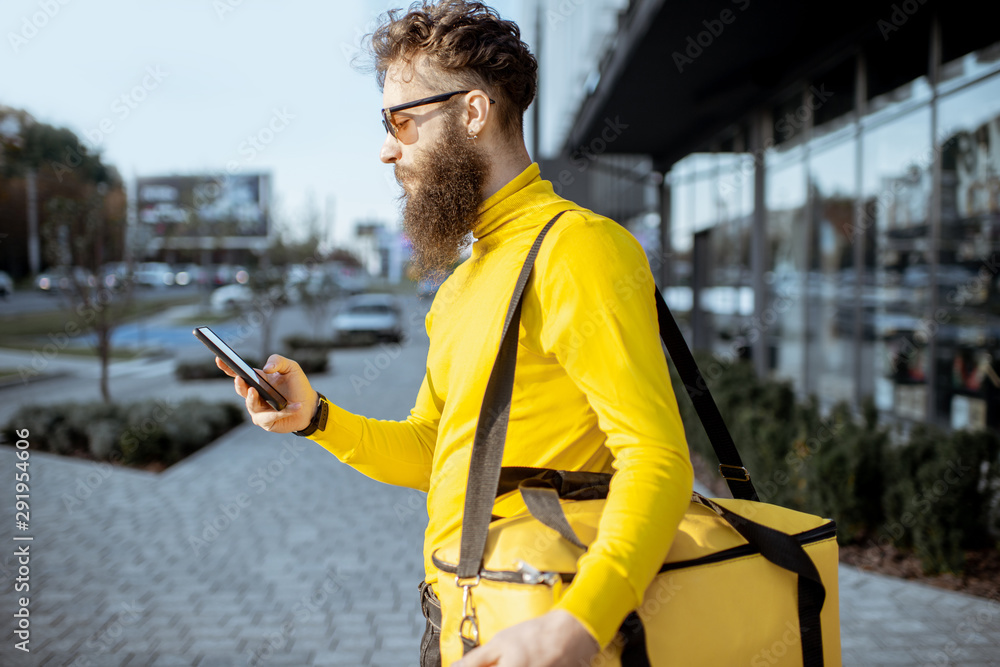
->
xmin=293 ymin=392 xmax=328 ymax=437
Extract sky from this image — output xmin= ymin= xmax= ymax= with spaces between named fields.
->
xmin=1 ymin=0 xmax=536 ymax=248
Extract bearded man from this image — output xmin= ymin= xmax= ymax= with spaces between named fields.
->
xmin=217 ymin=2 xmax=693 ymax=665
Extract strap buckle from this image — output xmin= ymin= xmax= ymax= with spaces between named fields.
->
xmin=457 ymin=575 xmax=480 ymax=645
xmin=719 ymin=464 xmax=750 ymax=482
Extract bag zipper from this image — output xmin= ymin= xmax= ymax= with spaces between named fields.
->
xmin=657 ymin=520 xmax=837 ymax=574
xmin=431 ymin=520 xmax=837 ymax=585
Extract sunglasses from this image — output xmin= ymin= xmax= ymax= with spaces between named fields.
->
xmin=381 ymin=90 xmax=496 ymax=140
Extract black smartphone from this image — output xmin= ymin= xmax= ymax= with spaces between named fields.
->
xmin=193 ymin=326 xmax=288 ymax=411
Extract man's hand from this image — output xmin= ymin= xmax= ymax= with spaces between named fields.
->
xmin=454 ymin=610 xmax=600 ymax=667
xmin=216 ymin=354 xmax=318 ymax=433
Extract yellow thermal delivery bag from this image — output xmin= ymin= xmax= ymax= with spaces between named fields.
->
xmin=432 ymin=213 xmax=842 ymax=666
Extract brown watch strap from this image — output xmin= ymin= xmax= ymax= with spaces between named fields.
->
xmin=293 ymin=393 xmax=328 ymax=437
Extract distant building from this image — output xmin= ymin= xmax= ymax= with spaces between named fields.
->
xmin=545 ymin=0 xmax=999 ymax=432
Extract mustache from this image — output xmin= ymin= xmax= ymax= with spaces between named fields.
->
xmin=394 ymin=164 xmax=419 ymax=189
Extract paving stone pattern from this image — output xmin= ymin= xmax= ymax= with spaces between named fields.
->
xmin=0 ymin=425 xmax=428 ymax=666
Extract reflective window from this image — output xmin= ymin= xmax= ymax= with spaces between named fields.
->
xmin=938 ymin=45 xmax=1000 ymax=96
xmin=766 ymin=146 xmax=808 ymax=384
xmin=706 ymin=153 xmax=754 ymax=359
xmin=806 ymin=135 xmax=857 ymax=404
xmin=862 ymin=108 xmax=933 ymax=422
xmin=937 ymin=73 xmax=1000 ymax=430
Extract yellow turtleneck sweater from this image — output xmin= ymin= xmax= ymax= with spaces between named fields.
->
xmin=309 ymin=162 xmax=693 ymax=648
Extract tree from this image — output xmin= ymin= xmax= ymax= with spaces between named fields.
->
xmin=43 ymin=185 xmax=131 ymax=403
xmin=0 ymin=108 xmax=112 ymax=278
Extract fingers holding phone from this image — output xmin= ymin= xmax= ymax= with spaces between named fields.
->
xmin=245 ymin=355 xmax=319 ymax=433
xmin=195 ymin=327 xmax=318 ymax=434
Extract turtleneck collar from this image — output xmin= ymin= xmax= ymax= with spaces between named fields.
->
xmin=471 ymin=162 xmax=564 ymax=243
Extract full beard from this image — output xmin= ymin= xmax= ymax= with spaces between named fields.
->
xmin=395 ymin=114 xmax=489 ymax=282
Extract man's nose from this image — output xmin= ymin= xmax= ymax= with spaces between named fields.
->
xmin=380 ymin=133 xmax=400 ymax=164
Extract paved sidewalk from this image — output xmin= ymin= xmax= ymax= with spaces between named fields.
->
xmin=0 ymin=425 xmax=428 ymax=666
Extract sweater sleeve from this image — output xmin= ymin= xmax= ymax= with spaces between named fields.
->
xmin=307 ymin=311 xmax=441 ymax=492
xmin=537 ymin=216 xmax=694 ymax=648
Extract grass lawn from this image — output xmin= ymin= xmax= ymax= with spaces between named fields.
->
xmin=0 ymin=368 xmax=25 ymax=383
xmin=170 ymin=310 xmax=234 ymax=326
xmin=0 ymin=341 xmax=139 ymax=359
xmin=0 ymin=293 xmax=199 ymax=350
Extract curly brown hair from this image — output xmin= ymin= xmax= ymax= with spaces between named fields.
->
xmin=363 ymin=1 xmax=537 ymax=140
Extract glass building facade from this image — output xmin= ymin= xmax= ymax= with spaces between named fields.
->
xmin=663 ymin=42 xmax=1000 ymax=432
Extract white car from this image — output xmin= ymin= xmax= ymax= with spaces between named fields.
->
xmin=0 ymin=270 xmax=13 ymax=298
xmin=331 ymin=293 xmax=404 ymax=344
xmin=135 ymin=262 xmax=175 ymax=288
xmin=210 ymin=284 xmax=255 ymax=313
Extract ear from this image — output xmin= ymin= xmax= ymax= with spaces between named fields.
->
xmin=464 ymin=89 xmax=493 ymax=136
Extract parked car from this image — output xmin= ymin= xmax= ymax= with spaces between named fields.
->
xmin=135 ymin=262 xmax=175 ymax=288
xmin=36 ymin=267 xmax=97 ymax=293
xmin=331 ymin=293 xmax=404 ymax=344
xmin=0 ymin=271 xmax=13 ymax=298
xmin=172 ymin=264 xmax=208 ymax=287
xmin=331 ymin=263 xmax=371 ymax=295
xmin=101 ymin=262 xmax=131 ymax=289
xmin=211 ymin=264 xmax=250 ymax=286
xmin=210 ymin=284 xmax=255 ymax=313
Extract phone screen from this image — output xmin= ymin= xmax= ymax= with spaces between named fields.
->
xmin=198 ymin=327 xmax=258 ymax=379
xmin=194 ymin=326 xmax=287 ymax=410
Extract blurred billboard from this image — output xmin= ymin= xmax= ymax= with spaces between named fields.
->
xmin=136 ymin=173 xmax=271 ymax=244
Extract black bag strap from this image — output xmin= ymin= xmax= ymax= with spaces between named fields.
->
xmin=456 ymin=211 xmax=572 ymax=581
xmin=653 ymin=290 xmax=759 ymax=501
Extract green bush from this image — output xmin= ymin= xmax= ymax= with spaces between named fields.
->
xmin=880 ymin=424 xmax=1000 ymax=573
xmin=668 ymin=351 xmax=1000 ymax=575
xmin=283 ymin=335 xmax=335 ymax=351
xmin=2 ymin=399 xmax=244 ymax=468
xmin=176 ymin=352 xmax=328 ymax=381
